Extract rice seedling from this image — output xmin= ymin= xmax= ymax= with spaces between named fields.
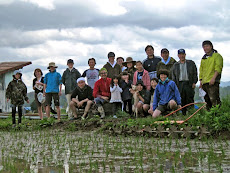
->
xmin=0 ymin=121 xmax=229 ymax=172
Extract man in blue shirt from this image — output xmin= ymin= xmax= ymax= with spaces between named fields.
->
xmin=152 ymin=69 xmax=181 ymax=118
xmin=43 ymin=62 xmax=62 ymax=121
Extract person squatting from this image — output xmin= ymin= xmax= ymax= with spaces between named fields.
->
xmin=6 ymin=41 xmax=223 ymax=124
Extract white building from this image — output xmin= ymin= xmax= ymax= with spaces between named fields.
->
xmin=0 ymin=62 xmax=32 ymax=112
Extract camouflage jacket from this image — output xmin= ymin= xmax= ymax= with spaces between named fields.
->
xmin=6 ymin=79 xmax=28 ymax=106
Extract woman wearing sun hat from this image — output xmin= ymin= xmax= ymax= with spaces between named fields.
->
xmin=123 ymin=57 xmax=137 ymax=82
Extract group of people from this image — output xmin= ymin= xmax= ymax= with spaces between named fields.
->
xmin=6 ymin=40 xmax=223 ymax=125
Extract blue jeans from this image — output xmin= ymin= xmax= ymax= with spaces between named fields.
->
xmin=94 ymin=97 xmax=106 ymax=105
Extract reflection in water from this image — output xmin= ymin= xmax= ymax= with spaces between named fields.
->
xmin=64 ymin=148 xmax=70 ymax=173
xmin=0 ymin=131 xmax=229 ymax=172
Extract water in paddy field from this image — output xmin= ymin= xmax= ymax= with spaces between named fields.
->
xmin=0 ymin=131 xmax=230 ymax=172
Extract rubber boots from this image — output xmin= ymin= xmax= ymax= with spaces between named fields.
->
xmin=98 ymin=105 xmax=105 ymax=119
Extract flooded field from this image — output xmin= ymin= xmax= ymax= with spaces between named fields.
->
xmin=0 ymin=130 xmax=230 ymax=172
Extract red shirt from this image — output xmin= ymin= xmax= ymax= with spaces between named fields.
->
xmin=93 ymin=77 xmax=112 ymax=98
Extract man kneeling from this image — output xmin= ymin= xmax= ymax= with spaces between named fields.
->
xmin=152 ymin=69 xmax=181 ymax=118
xmin=70 ymin=77 xmax=94 ymax=120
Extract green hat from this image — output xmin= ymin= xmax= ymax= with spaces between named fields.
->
xmin=99 ymin=68 xmax=108 ymax=73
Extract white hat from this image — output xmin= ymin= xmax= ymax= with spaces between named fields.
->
xmin=37 ymin=92 xmax=46 ymax=104
xmin=13 ymin=69 xmax=22 ymax=76
xmin=77 ymin=77 xmax=85 ymax=83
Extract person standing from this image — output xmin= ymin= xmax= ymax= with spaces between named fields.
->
xmin=93 ymin=68 xmax=112 ymax=118
xmin=43 ymin=62 xmax=62 ymax=121
xmin=120 ymin=71 xmax=133 ymax=115
xmin=103 ymin=52 xmax=122 ymax=79
xmin=156 ymin=48 xmax=176 ymax=79
xmin=116 ymin=57 xmax=127 ymax=72
xmin=82 ymin=58 xmax=99 ymax=89
xmin=6 ymin=70 xmax=29 ymax=126
xmin=172 ymin=49 xmax=198 ymax=115
xmin=33 ymin=68 xmax=45 ymax=120
xmin=123 ymin=57 xmax=136 ymax=81
xmin=143 ymin=45 xmax=161 ymax=79
xmin=133 ymin=61 xmax=151 ymax=90
xmin=199 ymin=40 xmax=223 ymax=110
xmin=62 ymin=59 xmax=81 ymax=118
xmin=110 ymin=75 xmax=123 ymax=118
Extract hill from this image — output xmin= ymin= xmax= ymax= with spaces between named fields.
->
xmin=24 ymin=90 xmax=67 ymax=108
xmin=194 ymin=86 xmax=230 ymax=101
xmin=220 ymin=81 xmax=230 ymax=87
xmin=25 ymin=86 xmax=230 ymax=108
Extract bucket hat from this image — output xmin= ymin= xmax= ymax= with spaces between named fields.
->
xmin=47 ymin=62 xmax=58 ymax=69
xmin=122 ymin=57 xmax=136 ymax=67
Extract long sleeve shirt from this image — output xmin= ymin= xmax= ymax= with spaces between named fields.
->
xmin=110 ymin=85 xmax=123 ymax=103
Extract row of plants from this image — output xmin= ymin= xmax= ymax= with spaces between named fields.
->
xmin=0 ymin=129 xmax=229 ymax=172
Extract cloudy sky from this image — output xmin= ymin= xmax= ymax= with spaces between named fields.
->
xmin=0 ymin=0 xmax=229 ymax=92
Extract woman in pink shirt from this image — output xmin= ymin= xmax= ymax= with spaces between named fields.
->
xmin=133 ymin=61 xmax=151 ymax=90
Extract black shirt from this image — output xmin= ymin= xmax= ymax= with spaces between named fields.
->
xmin=142 ymin=56 xmax=161 ymax=72
xmin=33 ymin=77 xmax=44 ymax=94
xmin=71 ymin=85 xmax=93 ymax=101
xmin=137 ymin=71 xmax=144 ymax=81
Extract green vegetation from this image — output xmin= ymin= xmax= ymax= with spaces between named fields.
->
xmin=1 ymin=97 xmax=230 ymax=136
xmin=100 ymin=97 xmax=230 ymax=135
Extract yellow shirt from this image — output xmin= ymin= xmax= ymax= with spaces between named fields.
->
xmin=199 ymin=52 xmax=223 ymax=84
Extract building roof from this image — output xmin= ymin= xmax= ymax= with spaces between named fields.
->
xmin=0 ymin=62 xmax=32 ymax=75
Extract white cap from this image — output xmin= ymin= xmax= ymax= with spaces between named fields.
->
xmin=13 ymin=69 xmax=22 ymax=75
xmin=77 ymin=77 xmax=85 ymax=83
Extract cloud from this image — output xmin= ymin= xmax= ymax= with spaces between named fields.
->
xmin=21 ymin=0 xmax=55 ymax=10
xmin=0 ymin=0 xmax=230 ymax=92
xmin=1 ymin=0 xmax=229 ymax=31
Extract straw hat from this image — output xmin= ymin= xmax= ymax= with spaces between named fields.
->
xmin=122 ymin=57 xmax=136 ymax=67
xmin=47 ymin=62 xmax=58 ymax=69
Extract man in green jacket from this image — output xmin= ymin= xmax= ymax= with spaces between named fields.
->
xmin=156 ymin=48 xmax=176 ymax=79
xmin=62 ymin=59 xmax=81 ymax=118
xmin=199 ymin=40 xmax=223 ymax=110
xmin=103 ymin=52 xmax=121 ymax=79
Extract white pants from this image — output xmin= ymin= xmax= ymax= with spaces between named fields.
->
xmin=65 ymin=94 xmax=73 ymax=118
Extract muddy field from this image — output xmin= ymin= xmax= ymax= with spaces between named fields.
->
xmin=0 ymin=129 xmax=230 ymax=172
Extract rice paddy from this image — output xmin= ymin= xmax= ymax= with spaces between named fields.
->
xmin=1 ymin=98 xmax=230 ymax=172
xmin=0 ymin=130 xmax=230 ymax=172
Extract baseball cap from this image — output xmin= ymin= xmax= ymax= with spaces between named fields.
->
xmin=161 ymin=48 xmax=169 ymax=53
xmin=67 ymin=59 xmax=74 ymax=64
xmin=178 ymin=49 xmax=186 ymax=54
